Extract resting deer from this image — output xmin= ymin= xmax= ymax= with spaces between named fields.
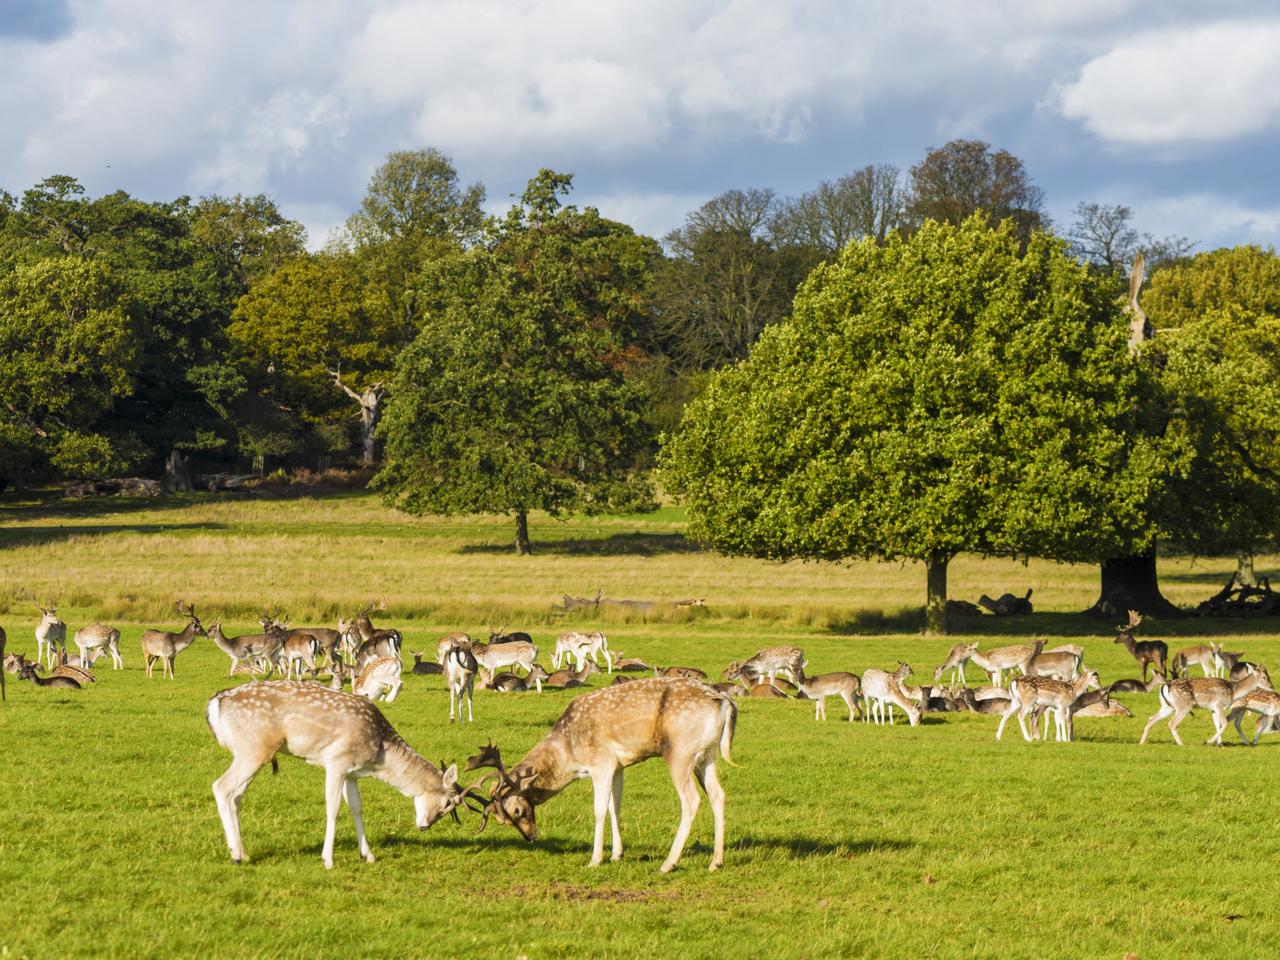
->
xmin=35 ymin=603 xmax=67 ymax=670
xmin=1228 ymin=690 xmax=1280 ymax=745
xmin=1113 ymin=610 xmax=1167 ymax=681
xmin=1139 ymin=668 xmax=1274 ymax=746
xmin=996 ymin=669 xmax=1101 ymax=742
xmin=723 ymin=647 xmax=806 ymax=687
xmin=544 ymin=660 xmax=600 ymax=689
xmin=466 ymin=676 xmax=736 ymax=871
xmin=1170 ymin=642 xmax=1222 ymax=679
xmin=353 ymin=657 xmax=403 ymax=702
xmin=656 ymin=665 xmax=708 ymax=680
xmin=141 ymin=601 xmax=206 ymax=679
xmin=491 ymin=665 xmax=551 ymax=693
xmin=18 ymin=661 xmax=80 ymax=689
xmin=861 ymin=663 xmax=920 ymax=726
xmin=74 ymin=624 xmax=123 ymax=670
xmin=52 ymin=651 xmax=95 ymax=684
xmin=795 ymin=671 xmax=860 ymax=721
xmin=206 ymin=681 xmax=468 ymax=868
xmin=410 ymin=651 xmax=443 ymax=675
xmin=444 ymin=644 xmax=477 ymax=723
xmin=208 ymin=618 xmax=285 ymax=678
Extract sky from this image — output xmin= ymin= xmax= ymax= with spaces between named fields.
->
xmin=2 ymin=0 xmax=1279 ymax=253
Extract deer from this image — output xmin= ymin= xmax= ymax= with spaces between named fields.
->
xmin=794 ymin=671 xmax=860 ymax=721
xmin=469 ymin=638 xmax=540 ymax=683
xmin=1023 ymin=638 xmax=1082 ymax=681
xmin=435 ymin=632 xmax=471 ymax=665
xmin=352 ymin=599 xmax=402 ymax=652
xmin=465 ymin=675 xmax=736 ymax=872
xmin=17 ymin=661 xmax=81 ymax=689
xmin=208 ymin=617 xmax=285 ymax=678
xmin=206 ymin=681 xmax=470 ymax=868
xmin=1139 ymin=668 xmax=1274 ymax=746
xmin=355 ymin=632 xmax=402 ymax=671
xmin=281 ymin=632 xmax=321 ymax=680
xmin=52 ymin=651 xmax=95 ymax=685
xmin=337 ymin=618 xmax=363 ymax=663
xmin=552 ymin=631 xmax=591 ymax=670
xmin=655 ymin=665 xmax=708 ymax=680
xmin=935 ymin=641 xmax=1034 ymax=687
xmin=1108 ymin=674 xmax=1165 ymax=694
xmin=35 ymin=603 xmax=67 ymax=670
xmin=353 ymin=657 xmax=403 ymax=703
xmin=613 ymin=654 xmax=650 ymax=672
xmin=995 ymin=669 xmax=1101 ymax=742
xmin=141 ymin=601 xmax=206 ymax=679
xmin=444 ymin=643 xmax=477 ymax=723
xmin=1112 ymin=610 xmax=1167 ymax=682
xmin=410 ymin=651 xmax=443 ymax=675
xmin=543 ymin=660 xmax=600 ymax=689
xmin=1170 ymin=642 xmax=1223 ymax=679
xmin=488 ymin=625 xmax=533 ymax=645
xmin=933 ymin=643 xmax=974 ymax=688
xmin=861 ymin=663 xmax=921 ymax=726
xmin=1228 ymin=690 xmax=1280 ymax=745
xmin=723 ymin=647 xmax=806 ymax=687
xmin=266 ymin=614 xmax=343 ymax=666
xmin=73 ymin=623 xmax=122 ymax=670
xmin=491 ymin=665 xmax=551 ymax=693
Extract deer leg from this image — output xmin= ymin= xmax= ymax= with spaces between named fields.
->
xmin=995 ymin=700 xmax=1019 ymax=741
xmin=697 ymin=760 xmax=726 ymax=871
xmin=1206 ymin=706 xmax=1228 ymax=746
xmin=213 ymin=755 xmax=264 ymax=864
xmin=1165 ymin=704 xmax=1191 ymax=747
xmin=660 ymin=756 xmax=702 ymax=874
xmin=1139 ymin=700 xmax=1172 ymax=744
xmin=465 ymin=681 xmax=474 ymax=722
xmin=842 ymin=692 xmax=856 ymax=722
xmin=608 ymin=767 xmax=624 ymax=862
xmin=589 ymin=770 xmax=614 ymax=867
xmin=343 ymin=778 xmax=374 ymax=863
xmin=321 ymin=767 xmax=345 ymax=869
xmin=385 ymin=678 xmax=402 ymax=704
xmin=1016 ymin=704 xmax=1035 ymax=742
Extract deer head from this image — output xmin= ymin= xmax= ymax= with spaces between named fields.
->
xmin=465 ymin=742 xmax=538 ymax=841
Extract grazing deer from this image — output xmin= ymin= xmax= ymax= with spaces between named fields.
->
xmin=1228 ymin=690 xmax=1280 ymax=745
xmin=933 ymin=643 xmax=975 ymax=687
xmin=469 ymin=639 xmax=539 ymax=682
xmin=444 ymin=644 xmax=477 ymax=723
xmin=18 ymin=661 xmax=80 ymax=689
xmin=492 ymin=665 xmax=551 ymax=693
xmin=1023 ymin=638 xmax=1082 ymax=681
xmin=74 ymin=623 xmax=123 ymax=670
xmin=795 ymin=672 xmax=860 ymax=721
xmin=1113 ymin=610 xmax=1167 ymax=682
xmin=353 ymin=657 xmax=403 ymax=702
xmin=466 ymin=676 xmax=736 ymax=871
xmin=996 ymin=669 xmax=1101 ymax=742
xmin=35 ymin=604 xmax=67 ymax=670
xmin=208 ymin=618 xmax=285 ymax=678
xmin=543 ymin=660 xmax=600 ymax=689
xmin=1170 ymin=642 xmax=1223 ymax=679
xmin=410 ymin=651 xmax=443 ymax=675
xmin=861 ymin=663 xmax=920 ymax=726
xmin=206 ymin=681 xmax=468 ymax=868
xmin=141 ymin=602 xmax=206 ymax=679
xmin=656 ymin=665 xmax=708 ymax=680
xmin=723 ymin=647 xmax=806 ymax=687
xmin=1139 ymin=668 xmax=1274 ymax=746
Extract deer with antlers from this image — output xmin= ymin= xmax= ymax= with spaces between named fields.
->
xmin=34 ymin=603 xmax=67 ymax=670
xmin=206 ymin=681 xmax=468 ymax=868
xmin=141 ymin=601 xmax=206 ymax=679
xmin=466 ymin=676 xmax=736 ymax=872
xmin=208 ymin=616 xmax=286 ymax=678
xmin=1113 ymin=610 xmax=1167 ymax=682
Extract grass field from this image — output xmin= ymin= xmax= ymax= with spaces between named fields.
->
xmin=2 ymin=489 xmax=1278 ymax=960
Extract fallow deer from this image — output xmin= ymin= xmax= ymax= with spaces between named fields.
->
xmin=353 ymin=657 xmax=403 ymax=702
xmin=933 ymin=643 xmax=974 ymax=687
xmin=466 ymin=676 xmax=736 ymax=872
xmin=269 ymin=616 xmax=343 ymax=666
xmin=52 ymin=652 xmax=95 ymax=685
xmin=655 ymin=665 xmax=708 ymax=680
xmin=861 ymin=663 xmax=921 ymax=726
xmin=1228 ymin=690 xmax=1280 ymax=745
xmin=491 ymin=665 xmax=551 ymax=693
xmin=206 ymin=681 xmax=468 ymax=868
xmin=355 ymin=633 xmax=402 ymax=671
xmin=444 ymin=644 xmax=478 ymax=723
xmin=281 ymin=633 xmax=321 ymax=680
xmin=996 ymin=669 xmax=1101 ymax=742
xmin=74 ymin=624 xmax=122 ymax=670
xmin=1023 ymin=638 xmax=1082 ymax=681
xmin=934 ymin=641 xmax=1034 ymax=687
xmin=469 ymin=639 xmax=539 ymax=683
xmin=723 ymin=647 xmax=806 ymax=687
xmin=35 ymin=603 xmax=67 ymax=670
xmin=543 ymin=660 xmax=600 ymax=689
xmin=410 ymin=651 xmax=443 ymax=675
xmin=352 ymin=600 xmax=402 ymax=655
xmin=1170 ymin=642 xmax=1223 ymax=679
xmin=1113 ymin=610 xmax=1167 ymax=682
xmin=141 ymin=602 xmax=206 ymax=679
xmin=488 ymin=625 xmax=533 ymax=645
xmin=208 ymin=618 xmax=285 ymax=678
xmin=18 ymin=661 xmax=80 ymax=689
xmin=1139 ymin=668 xmax=1274 ymax=746
xmin=551 ymin=631 xmax=587 ymax=670
xmin=435 ymin=632 xmax=471 ymax=664
xmin=613 ymin=654 xmax=650 ymax=672
xmin=795 ymin=672 xmax=860 ymax=721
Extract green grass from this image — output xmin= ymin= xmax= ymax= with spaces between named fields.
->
xmin=1 ymin=489 xmax=1278 ymax=959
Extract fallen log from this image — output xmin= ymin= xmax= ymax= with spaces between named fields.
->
xmin=977 ymin=589 xmax=1034 ymax=616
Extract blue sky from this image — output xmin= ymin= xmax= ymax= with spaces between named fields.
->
xmin=3 ymin=1 xmax=1279 ymax=252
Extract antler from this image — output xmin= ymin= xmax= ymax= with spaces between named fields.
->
xmin=466 ymin=741 xmax=506 ymax=778
xmin=1125 ymin=609 xmax=1143 ymax=631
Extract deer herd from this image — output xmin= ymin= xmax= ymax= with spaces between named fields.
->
xmin=4 ymin=600 xmax=1279 ymax=872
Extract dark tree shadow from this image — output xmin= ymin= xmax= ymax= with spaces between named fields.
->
xmin=732 ymin=835 xmax=914 ymax=859
xmin=459 ymin=532 xmax=699 ymax=557
xmin=0 ymin=522 xmax=225 ymax=549
xmin=828 ymin=609 xmax=1280 ymax=640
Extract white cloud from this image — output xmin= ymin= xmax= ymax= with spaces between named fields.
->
xmin=1141 ymin=193 xmax=1280 ymax=250
xmin=1056 ymin=19 xmax=1280 ymax=145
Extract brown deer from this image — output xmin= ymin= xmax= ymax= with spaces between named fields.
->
xmin=543 ymin=660 xmax=599 ymax=689
xmin=1169 ymin=642 xmax=1223 ymax=679
xmin=1112 ymin=610 xmax=1167 ymax=681
xmin=1139 ymin=668 xmax=1274 ymax=746
xmin=1228 ymin=690 xmax=1280 ymax=745
xmin=206 ymin=681 xmax=469 ymax=868
xmin=469 ymin=638 xmax=539 ymax=681
xmin=794 ymin=671 xmax=860 ymax=721
xmin=490 ymin=665 xmax=551 ymax=693
xmin=1023 ymin=638 xmax=1082 ymax=681
xmin=996 ymin=669 xmax=1101 ymax=742
xmin=34 ymin=603 xmax=67 ymax=670
xmin=861 ymin=662 xmax=920 ymax=726
xmin=488 ymin=625 xmax=534 ymax=645
xmin=74 ymin=624 xmax=123 ymax=670
xmin=466 ymin=676 xmax=736 ymax=872
xmin=353 ymin=599 xmax=402 ymax=654
xmin=52 ymin=651 xmax=95 ymax=685
xmin=208 ymin=617 xmax=285 ymax=677
xmin=141 ymin=602 xmax=206 ymax=679
xmin=655 ymin=665 xmax=708 ymax=680
xmin=723 ymin=646 xmax=806 ymax=687
xmin=18 ymin=661 xmax=81 ymax=689
xmin=353 ymin=657 xmax=404 ymax=702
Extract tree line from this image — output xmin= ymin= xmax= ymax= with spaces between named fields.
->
xmin=3 ymin=140 xmax=1276 ymax=620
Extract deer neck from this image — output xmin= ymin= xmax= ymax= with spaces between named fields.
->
xmin=511 ymin=736 xmax=578 ymax=807
xmin=376 ymin=734 xmax=443 ymax=798
xmin=1231 ymin=672 xmax=1267 ymax=699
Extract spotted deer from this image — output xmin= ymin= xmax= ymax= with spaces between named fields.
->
xmin=996 ymin=669 xmax=1101 ymax=742
xmin=469 ymin=639 xmax=539 ymax=681
xmin=208 ymin=618 xmax=285 ymax=678
xmin=353 ymin=657 xmax=403 ymax=702
xmin=1023 ymin=638 xmax=1082 ymax=681
xmin=465 ymin=676 xmax=736 ymax=872
xmin=35 ymin=603 xmax=67 ymax=670
xmin=1228 ymin=690 xmax=1280 ymax=745
xmin=723 ymin=646 xmax=806 ymax=687
xmin=1113 ymin=610 xmax=1167 ymax=681
xmin=17 ymin=661 xmax=80 ymax=689
xmin=141 ymin=602 xmax=206 ymax=679
xmin=1139 ymin=668 xmax=1274 ymax=746
xmin=74 ymin=624 xmax=123 ymax=670
xmin=206 ymin=681 xmax=469 ymax=868
xmin=861 ymin=662 xmax=920 ymax=726
xmin=444 ymin=644 xmax=477 ymax=723
xmin=1170 ymin=642 xmax=1223 ymax=679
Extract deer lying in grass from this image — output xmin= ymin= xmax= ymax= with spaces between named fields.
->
xmin=35 ymin=603 xmax=67 ymax=670
xmin=861 ymin=663 xmax=920 ymax=726
xmin=18 ymin=661 xmax=81 ymax=689
xmin=795 ymin=672 xmax=860 ymax=721
xmin=206 ymin=681 xmax=468 ymax=868
xmin=491 ymin=665 xmax=550 ymax=693
xmin=141 ymin=602 xmax=206 ymax=679
xmin=996 ymin=669 xmax=1101 ymax=742
xmin=1228 ymin=690 xmax=1280 ymax=745
xmin=444 ymin=644 xmax=477 ymax=723
xmin=613 ymin=654 xmax=650 ymax=672
xmin=74 ymin=624 xmax=122 ymax=670
xmin=543 ymin=660 xmax=600 ymax=689
xmin=656 ymin=665 xmax=708 ymax=680
xmin=52 ymin=652 xmax=95 ymax=685
xmin=353 ymin=657 xmax=403 ymax=702
xmin=410 ymin=652 xmax=443 ymax=675
xmin=1139 ymin=668 xmax=1274 ymax=746
xmin=465 ymin=676 xmax=736 ymax=872
xmin=1113 ymin=610 xmax=1167 ymax=682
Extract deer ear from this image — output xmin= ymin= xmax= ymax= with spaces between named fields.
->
xmin=442 ymin=764 xmax=458 ymax=788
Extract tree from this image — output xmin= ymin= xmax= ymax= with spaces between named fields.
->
xmin=188 ymin=194 xmax=306 ymax=294
xmin=774 ymin=165 xmax=907 ymax=253
xmin=375 ymin=171 xmax=658 ymax=554
xmin=1067 ymin=202 xmax=1195 ymax=278
xmin=661 ymin=216 xmax=1177 ymax=633
xmin=908 ymin=140 xmax=1046 ymax=243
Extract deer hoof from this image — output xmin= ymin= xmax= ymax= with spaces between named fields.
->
xmin=659 ymin=861 xmax=677 ymax=874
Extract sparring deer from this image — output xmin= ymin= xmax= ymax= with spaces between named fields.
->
xmin=1113 ymin=610 xmax=1167 ymax=681
xmin=206 ymin=681 xmax=468 ymax=868
xmin=353 ymin=657 xmax=403 ymax=702
xmin=208 ymin=618 xmax=285 ymax=678
xmin=465 ymin=676 xmax=736 ymax=872
xmin=861 ymin=663 xmax=920 ymax=726
xmin=74 ymin=623 xmax=122 ymax=670
xmin=794 ymin=671 xmax=860 ymax=721
xmin=35 ymin=603 xmax=67 ymax=670
xmin=1139 ymin=668 xmax=1274 ymax=746
xmin=996 ymin=669 xmax=1101 ymax=742
xmin=1170 ymin=642 xmax=1223 ymax=679
xmin=1228 ymin=690 xmax=1280 ymax=745
xmin=444 ymin=643 xmax=477 ymax=723
xmin=141 ymin=601 xmax=206 ymax=679
xmin=723 ymin=646 xmax=806 ymax=687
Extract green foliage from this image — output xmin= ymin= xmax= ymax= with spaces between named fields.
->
xmin=376 ymin=171 xmax=658 ymax=543
xmin=188 ymin=193 xmax=307 ymax=293
xmin=662 ymin=217 xmax=1179 ymax=572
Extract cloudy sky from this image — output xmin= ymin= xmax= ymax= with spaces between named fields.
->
xmin=2 ymin=0 xmax=1278 ymax=252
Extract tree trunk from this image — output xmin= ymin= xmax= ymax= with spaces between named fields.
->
xmin=515 ymin=510 xmax=531 ymax=556
xmin=162 ymin=449 xmax=193 ymax=493
xmin=1084 ymin=551 xmax=1182 ymax=619
xmin=925 ymin=553 xmax=949 ymax=634
xmin=1236 ymin=552 xmax=1258 ymax=588
xmin=359 ymin=397 xmax=378 ymax=465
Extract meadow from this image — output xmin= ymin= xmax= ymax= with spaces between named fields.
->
xmin=1 ymin=489 xmax=1278 ymax=960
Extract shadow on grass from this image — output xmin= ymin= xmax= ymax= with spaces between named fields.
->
xmin=733 ymin=835 xmax=914 ymax=859
xmin=459 ymin=532 xmax=699 ymax=557
xmin=0 ymin=522 xmax=226 ymax=549
xmin=828 ymin=610 xmax=1280 ymax=639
